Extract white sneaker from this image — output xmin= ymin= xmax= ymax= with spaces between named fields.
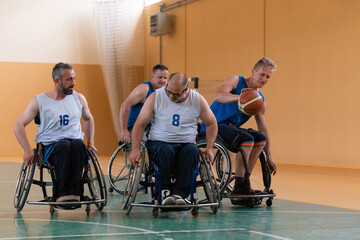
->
xmin=161 ymin=190 xmax=175 ymax=205
xmin=173 ymin=195 xmax=186 ymax=205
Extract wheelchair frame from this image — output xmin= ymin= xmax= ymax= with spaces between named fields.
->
xmin=14 ymin=146 xmax=107 ymax=215
xmin=121 ymin=146 xmax=220 ymax=218
xmin=222 ymin=150 xmax=276 ymax=207
xmin=197 ymin=135 xmax=276 ymax=207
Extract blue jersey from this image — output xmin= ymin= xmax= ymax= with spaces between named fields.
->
xmin=127 ymin=81 xmax=155 ymax=128
xmin=201 ymin=76 xmax=264 ymax=131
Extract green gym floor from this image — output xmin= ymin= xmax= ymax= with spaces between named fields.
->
xmin=1 ymin=160 xmax=360 ymax=240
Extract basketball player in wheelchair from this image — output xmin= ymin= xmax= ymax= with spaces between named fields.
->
xmin=14 ymin=62 xmax=98 ymax=209
xmin=200 ymin=57 xmax=277 ymax=200
xmin=129 ymin=72 xmax=218 ymax=206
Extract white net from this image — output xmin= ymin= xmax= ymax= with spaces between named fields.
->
xmin=93 ymin=0 xmax=145 ymax=139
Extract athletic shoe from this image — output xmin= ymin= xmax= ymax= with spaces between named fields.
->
xmin=250 ymin=189 xmax=263 ymax=195
xmin=172 ymin=195 xmax=187 ymax=205
xmin=161 ymin=190 xmax=175 ymax=205
xmin=56 ymin=195 xmax=81 ymax=210
xmin=56 ymin=195 xmax=80 ymax=202
xmin=232 ymin=182 xmax=251 ymax=195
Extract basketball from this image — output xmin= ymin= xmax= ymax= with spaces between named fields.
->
xmin=238 ymin=89 xmax=263 ymax=115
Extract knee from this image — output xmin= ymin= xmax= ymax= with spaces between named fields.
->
xmin=239 ymin=133 xmax=254 ymax=150
xmin=252 ymin=131 xmax=267 ymax=148
xmin=256 ymin=132 xmax=267 ymax=142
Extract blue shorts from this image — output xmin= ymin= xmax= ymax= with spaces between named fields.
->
xmin=218 ymin=125 xmax=267 ymax=153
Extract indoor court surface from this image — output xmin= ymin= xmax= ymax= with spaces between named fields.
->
xmin=1 ymin=159 xmax=359 ymax=240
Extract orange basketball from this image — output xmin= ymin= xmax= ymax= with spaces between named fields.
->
xmin=238 ymin=89 xmax=264 ymax=115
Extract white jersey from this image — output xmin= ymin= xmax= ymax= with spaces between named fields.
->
xmin=148 ymin=87 xmax=201 ymax=143
xmin=34 ymin=91 xmax=84 ymax=146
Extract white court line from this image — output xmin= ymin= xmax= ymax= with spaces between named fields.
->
xmin=0 ymin=227 xmax=292 ymax=240
xmin=1 ymin=218 xmax=156 ymax=234
xmin=248 ymin=231 xmax=292 ymax=240
xmin=219 ymin=210 xmax=360 ymax=214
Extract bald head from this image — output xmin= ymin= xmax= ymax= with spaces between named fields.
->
xmin=165 ymin=72 xmax=189 ymax=102
xmin=168 ymin=72 xmax=187 ymax=90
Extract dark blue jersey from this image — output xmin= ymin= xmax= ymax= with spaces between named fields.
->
xmin=127 ymin=81 xmax=155 ymax=128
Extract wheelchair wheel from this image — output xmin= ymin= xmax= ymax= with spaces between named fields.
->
xmin=125 ymin=153 xmax=145 ymax=215
xmin=197 ymin=141 xmax=232 ymax=194
xmin=198 ymin=152 xmax=220 ymax=214
xmin=121 ymin=164 xmax=134 ymax=210
xmin=85 ymin=149 xmax=107 ymax=211
xmin=108 ymin=143 xmax=132 ymax=194
xmin=14 ymin=160 xmax=36 ymax=212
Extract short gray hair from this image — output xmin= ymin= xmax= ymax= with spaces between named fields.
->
xmin=52 ymin=62 xmax=73 ymax=81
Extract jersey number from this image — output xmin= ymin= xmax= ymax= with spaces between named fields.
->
xmin=59 ymin=115 xmax=69 ymax=126
xmin=172 ymin=114 xmax=180 ymax=126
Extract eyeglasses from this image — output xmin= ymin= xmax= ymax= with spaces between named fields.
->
xmin=165 ymin=84 xmax=188 ymax=100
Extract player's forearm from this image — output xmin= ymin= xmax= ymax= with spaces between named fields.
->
xmin=119 ymin=104 xmax=130 ymax=131
xmin=131 ymin=123 xmax=145 ymax=150
xmin=13 ymin=121 xmax=32 ymax=153
xmin=214 ymin=91 xmax=238 ymax=104
xmin=84 ymin=118 xmax=95 ymax=146
xmin=205 ymin=123 xmax=218 ymax=149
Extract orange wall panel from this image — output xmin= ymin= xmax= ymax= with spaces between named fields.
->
xmin=186 ymin=0 xmax=265 ymax=80
xmin=144 ymin=0 xmax=360 ymax=167
xmin=266 ymin=0 xmax=360 ymax=166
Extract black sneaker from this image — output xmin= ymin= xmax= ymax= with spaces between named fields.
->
xmin=232 ymin=181 xmax=251 ymax=195
xmin=250 ymin=188 xmax=263 ymax=195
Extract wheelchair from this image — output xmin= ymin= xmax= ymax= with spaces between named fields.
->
xmin=108 ymin=142 xmax=146 ymax=195
xmin=107 ymin=142 xmax=132 ymax=194
xmin=223 ymin=150 xmax=276 ymax=207
xmin=196 ymin=134 xmax=232 ymax=195
xmin=108 ymin=128 xmax=150 ymax=194
xmin=121 ymin=144 xmax=220 ymax=218
xmin=197 ymin=132 xmax=275 ymax=207
xmin=14 ymin=144 xmax=107 ymax=216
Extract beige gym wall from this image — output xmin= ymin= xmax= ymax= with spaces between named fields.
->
xmin=145 ymin=0 xmax=360 ymax=167
xmin=0 ymin=0 xmax=117 ymax=156
xmin=2 ymin=0 xmax=360 ymax=167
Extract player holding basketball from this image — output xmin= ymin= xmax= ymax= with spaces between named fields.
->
xmin=120 ymin=64 xmax=169 ymax=144
xmin=201 ymin=57 xmax=277 ymax=195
